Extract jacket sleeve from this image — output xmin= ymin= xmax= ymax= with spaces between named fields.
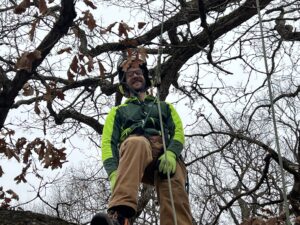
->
xmin=166 ymin=103 xmax=185 ymax=157
xmin=101 ymin=107 xmax=121 ymax=176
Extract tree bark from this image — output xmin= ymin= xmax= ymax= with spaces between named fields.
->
xmin=0 ymin=209 xmax=77 ymax=225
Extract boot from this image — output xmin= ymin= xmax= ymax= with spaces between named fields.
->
xmin=91 ymin=210 xmax=130 ymax=225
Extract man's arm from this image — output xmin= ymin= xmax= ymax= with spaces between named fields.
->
xmin=101 ymin=107 xmax=121 ymax=176
xmin=165 ymin=102 xmax=185 ymax=157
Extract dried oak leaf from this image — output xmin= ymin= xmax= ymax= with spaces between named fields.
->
xmin=56 ymin=89 xmax=65 ymax=100
xmin=5 ymin=148 xmax=20 ymax=162
xmin=67 ymin=56 xmax=78 ymax=81
xmin=0 ymin=139 xmax=6 ymax=151
xmin=138 ymin=47 xmax=148 ymax=62
xmin=0 ymin=166 xmax=3 ymax=177
xmin=4 ymin=198 xmax=11 ymax=204
xmin=138 ymin=22 xmax=146 ymax=29
xmin=87 ymin=56 xmax=94 ymax=72
xmin=14 ymin=163 xmax=30 ymax=184
xmin=0 ymin=189 xmax=4 ymax=199
xmin=29 ymin=19 xmax=39 ymax=41
xmin=34 ymin=100 xmax=41 ymax=115
xmin=23 ymin=147 xmax=32 ymax=164
xmin=43 ymin=86 xmax=52 ymax=102
xmin=79 ymin=65 xmax=87 ymax=76
xmin=98 ymin=60 xmax=106 ymax=79
xmin=106 ymin=22 xmax=117 ymax=32
xmin=14 ymin=0 xmax=30 ymax=14
xmin=83 ymin=0 xmax=97 ymax=9
xmin=15 ymin=50 xmax=42 ymax=72
xmin=57 ymin=47 xmax=72 ymax=55
xmin=6 ymin=190 xmax=19 ymax=201
xmin=16 ymin=138 xmax=27 ymax=152
xmin=38 ymin=0 xmax=48 ymax=15
xmin=70 ymin=56 xmax=79 ymax=71
xmin=67 ymin=69 xmax=75 ymax=82
xmin=82 ymin=11 xmax=96 ymax=31
xmin=22 ymin=83 xmax=34 ymax=96
xmin=118 ymin=21 xmax=131 ymax=38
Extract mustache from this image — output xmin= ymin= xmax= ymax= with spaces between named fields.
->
xmin=131 ymin=77 xmax=143 ymax=82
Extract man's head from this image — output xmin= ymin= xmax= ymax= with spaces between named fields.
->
xmin=124 ymin=67 xmax=146 ymax=92
xmin=118 ymin=58 xmax=152 ymax=96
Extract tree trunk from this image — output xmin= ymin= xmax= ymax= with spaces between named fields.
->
xmin=0 ymin=209 xmax=78 ymax=225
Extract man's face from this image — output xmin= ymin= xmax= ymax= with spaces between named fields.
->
xmin=125 ymin=67 xmax=146 ymax=92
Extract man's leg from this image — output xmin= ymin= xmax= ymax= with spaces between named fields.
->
xmin=108 ymin=135 xmax=152 ymax=217
xmin=156 ymin=160 xmax=193 ymax=225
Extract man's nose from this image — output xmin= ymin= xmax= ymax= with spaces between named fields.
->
xmin=132 ymin=72 xmax=140 ymax=77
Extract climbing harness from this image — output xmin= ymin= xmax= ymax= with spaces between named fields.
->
xmin=255 ymin=0 xmax=291 ymax=224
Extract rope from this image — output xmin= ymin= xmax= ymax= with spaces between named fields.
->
xmin=155 ymin=1 xmax=178 ymax=224
xmin=255 ymin=1 xmax=291 ymax=224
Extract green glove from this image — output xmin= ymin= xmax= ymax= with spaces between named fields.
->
xmin=158 ymin=151 xmax=177 ymax=175
xmin=109 ymin=170 xmax=117 ymax=191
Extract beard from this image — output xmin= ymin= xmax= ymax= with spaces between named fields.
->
xmin=129 ymin=79 xmax=146 ymax=92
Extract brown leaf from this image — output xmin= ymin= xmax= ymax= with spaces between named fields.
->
xmin=69 ymin=56 xmax=79 ymax=73
xmin=67 ymin=69 xmax=75 ymax=82
xmin=106 ymin=22 xmax=117 ymax=32
xmin=56 ymin=89 xmax=65 ymax=100
xmin=22 ymin=83 xmax=34 ymax=96
xmin=0 ymin=166 xmax=3 ymax=177
xmin=23 ymin=148 xmax=31 ymax=164
xmin=87 ymin=56 xmax=94 ymax=72
xmin=127 ymin=48 xmax=133 ymax=58
xmin=100 ymin=29 xmax=107 ymax=34
xmin=4 ymin=197 xmax=11 ymax=204
xmin=79 ymin=65 xmax=87 ymax=75
xmin=6 ymin=190 xmax=19 ymax=201
xmin=43 ymin=86 xmax=52 ymax=102
xmin=0 ymin=190 xmax=4 ymax=199
xmin=48 ymin=0 xmax=54 ymax=3
xmin=5 ymin=148 xmax=20 ymax=162
xmin=118 ymin=22 xmax=128 ymax=38
xmin=138 ymin=22 xmax=146 ymax=29
xmin=35 ymin=139 xmax=45 ymax=161
xmin=138 ymin=47 xmax=148 ymax=62
xmin=82 ymin=11 xmax=96 ymax=31
xmin=34 ymin=101 xmax=41 ymax=115
xmin=78 ymin=53 xmax=85 ymax=61
xmin=39 ymin=0 xmax=48 ymax=15
xmin=83 ymin=0 xmax=97 ymax=9
xmin=16 ymin=138 xmax=27 ymax=152
xmin=120 ymin=58 xmax=132 ymax=72
xmin=29 ymin=19 xmax=39 ymax=41
xmin=98 ymin=60 xmax=106 ymax=79
xmin=15 ymin=50 xmax=42 ymax=72
xmin=14 ymin=173 xmax=27 ymax=184
xmin=14 ymin=0 xmax=30 ymax=14
xmin=57 ymin=47 xmax=72 ymax=55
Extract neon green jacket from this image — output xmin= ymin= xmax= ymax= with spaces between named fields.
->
xmin=101 ymin=95 xmax=184 ymax=176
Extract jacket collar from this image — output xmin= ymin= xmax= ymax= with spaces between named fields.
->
xmin=125 ymin=95 xmax=156 ymax=104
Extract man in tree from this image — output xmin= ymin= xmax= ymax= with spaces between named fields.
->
xmin=92 ymin=52 xmax=193 ymax=225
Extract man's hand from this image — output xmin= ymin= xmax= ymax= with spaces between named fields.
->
xmin=158 ymin=151 xmax=177 ymax=175
xmin=109 ymin=170 xmax=117 ymax=191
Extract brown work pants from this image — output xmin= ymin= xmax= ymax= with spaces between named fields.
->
xmin=109 ymin=135 xmax=193 ymax=225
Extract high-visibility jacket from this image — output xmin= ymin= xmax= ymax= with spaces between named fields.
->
xmin=101 ymin=95 xmax=184 ymax=176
